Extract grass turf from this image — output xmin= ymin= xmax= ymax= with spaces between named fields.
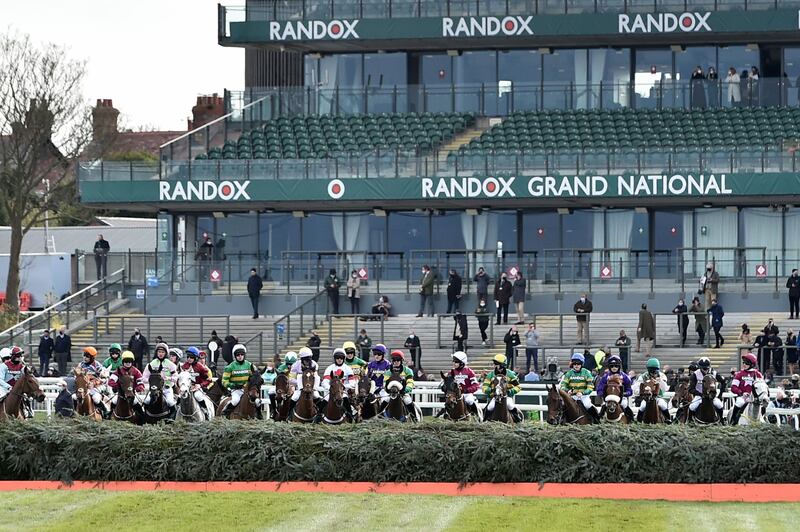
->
xmin=1 ymin=491 xmax=796 ymax=531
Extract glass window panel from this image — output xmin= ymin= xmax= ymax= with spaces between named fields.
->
xmin=542 ymin=49 xmax=576 ymax=109
xmin=634 ymin=48 xmax=672 ymax=109
xmin=675 ymin=46 xmax=717 ymax=109
xmin=454 ymin=51 xmax=497 ymax=114
xmin=499 ymin=50 xmax=541 ymax=112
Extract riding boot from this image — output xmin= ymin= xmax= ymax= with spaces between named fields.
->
xmin=636 ymin=409 xmax=645 ymax=423
xmin=729 ymin=405 xmax=743 ymax=425
xmin=467 ymin=403 xmax=479 ymax=417
xmin=269 ymin=396 xmax=278 ymax=418
xmin=285 ymin=399 xmax=297 ymax=417
xmin=168 ymin=405 xmax=177 ymax=421
xmin=405 ymin=402 xmax=418 ymax=422
xmin=716 ymin=407 xmax=726 ymax=425
xmin=588 ymin=407 xmax=601 ymax=424
xmin=512 ymin=408 xmax=524 ymax=423
xmin=598 ymin=404 xmax=606 ymax=420
xmin=221 ymin=401 xmax=235 ymax=418
xmin=314 ymin=399 xmax=326 ymax=422
xmin=661 ymin=410 xmax=672 ymax=424
xmin=624 ymin=406 xmax=635 ymax=422
xmin=687 ymin=409 xmax=695 ymax=423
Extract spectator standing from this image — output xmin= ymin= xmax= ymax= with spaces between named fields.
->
xmin=738 ymin=324 xmax=753 ymax=357
xmin=346 ymin=269 xmax=361 ymax=314
xmin=725 ymin=67 xmax=741 ymax=106
xmin=504 ymin=326 xmax=520 ymax=369
xmin=690 ymin=297 xmax=707 ymax=345
xmin=786 ymin=329 xmax=798 ymax=376
xmin=127 ymin=327 xmax=149 ymax=370
xmin=37 ymin=329 xmax=54 ymax=376
xmin=753 ymin=327 xmax=769 ymax=373
xmin=93 ymin=234 xmax=110 ymax=280
xmin=615 ymin=329 xmax=631 ymax=372
xmin=763 ymin=318 xmax=779 ymax=337
xmin=417 ymin=265 xmax=435 ymax=317
xmin=247 ymin=268 xmax=263 ymax=319
xmin=672 ymin=297 xmax=689 ymax=347
xmin=766 ymin=329 xmax=784 ymax=374
xmin=53 ymin=326 xmax=72 ymax=376
xmin=475 ymin=299 xmax=490 ymax=346
xmin=452 ymin=311 xmax=468 ymax=352
xmin=512 ymin=271 xmax=526 ymax=325
xmin=493 ymin=273 xmax=512 ymax=325
xmin=473 ymin=267 xmax=490 ymax=302
xmin=356 ymin=329 xmax=372 ymax=359
xmin=690 ymin=66 xmax=706 ymax=109
xmin=306 ymin=330 xmax=321 ymax=362
xmin=707 ymin=66 xmax=719 ymax=107
xmin=573 ymin=293 xmax=593 ymax=344
xmin=709 ymin=298 xmax=725 ymax=349
xmin=700 ymin=262 xmax=719 ymax=310
xmin=222 ymin=334 xmax=238 ymax=365
xmin=749 ymin=66 xmax=760 ymax=106
xmin=636 ymin=303 xmax=655 ymax=354
xmin=325 ymin=269 xmax=341 ymax=315
xmin=787 ymin=269 xmax=800 ymax=319
xmin=446 ymin=269 xmax=462 ymax=314
xmin=404 ymin=330 xmax=422 ymax=368
xmin=524 ymin=323 xmax=540 ymax=373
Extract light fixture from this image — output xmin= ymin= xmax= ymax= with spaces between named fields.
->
xmin=465 ymin=208 xmax=479 ymax=216
xmin=212 ymin=212 xmax=225 ymax=219
xmin=726 ymin=206 xmax=739 ymax=213
xmin=635 ymin=207 xmax=648 ymax=214
xmin=670 ymin=45 xmax=684 ymax=52
xmin=292 ymin=211 xmax=306 ymax=218
xmin=538 ymin=47 xmax=551 ymax=54
xmin=702 ymin=202 xmax=712 ymax=208
xmin=372 ymin=208 xmax=387 ymax=217
xmin=446 ymin=49 xmax=460 ymax=57
xmin=557 ymin=208 xmax=571 ymax=215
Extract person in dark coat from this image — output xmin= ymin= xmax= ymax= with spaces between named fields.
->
xmin=574 ymin=293 xmax=593 ymax=344
xmin=324 ymin=269 xmax=341 ymax=315
xmin=127 ymin=328 xmax=149 ymax=370
xmin=504 ymin=326 xmax=521 ymax=369
xmin=247 ymin=268 xmax=263 ymax=319
xmin=475 ymin=299 xmax=490 ymax=346
xmin=512 ymin=272 xmax=526 ymax=325
xmin=753 ymin=327 xmax=770 ymax=374
xmin=222 ymin=334 xmax=238 ymax=365
xmin=672 ymin=297 xmax=689 ymax=347
xmin=708 ymin=299 xmax=725 ymax=349
xmin=404 ymin=330 xmax=422 ymax=368
xmin=306 ymin=330 xmax=321 ymax=362
xmin=786 ymin=329 xmax=798 ymax=376
xmin=614 ymin=329 xmax=631 ymax=372
xmin=690 ymin=66 xmax=706 ymax=109
xmin=207 ymin=330 xmax=223 ymax=368
xmin=473 ymin=267 xmax=490 ymax=302
xmin=787 ymin=269 xmax=800 ymax=319
xmin=452 ymin=311 xmax=468 ymax=352
xmin=54 ymin=379 xmax=75 ymax=418
xmin=37 ymin=329 xmax=54 ymax=377
xmin=53 ymin=326 xmax=72 ymax=376
xmin=637 ymin=303 xmax=655 ymax=353
xmin=493 ymin=273 xmax=512 ymax=325
xmin=93 ymin=234 xmax=110 ymax=280
xmin=766 ymin=330 xmax=784 ymax=375
xmin=446 ymin=270 xmax=462 ymax=314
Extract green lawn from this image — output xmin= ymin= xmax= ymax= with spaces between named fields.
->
xmin=0 ymin=491 xmax=795 ymax=532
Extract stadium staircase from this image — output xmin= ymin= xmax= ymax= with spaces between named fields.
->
xmin=434 ymin=117 xmax=494 ymax=162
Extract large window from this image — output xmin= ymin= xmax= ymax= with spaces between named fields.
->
xmin=365 ymin=53 xmax=407 ymax=113
xmin=634 ymin=48 xmax=672 ymax=109
xmin=454 ymin=51 xmax=498 ymax=114
xmin=542 ymin=49 xmax=576 ymax=109
xmin=498 ymin=50 xmax=541 ymax=112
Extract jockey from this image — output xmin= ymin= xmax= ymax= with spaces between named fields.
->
xmin=108 ymin=351 xmax=144 ymax=406
xmin=380 ymin=350 xmax=419 ymax=421
xmin=343 ymin=341 xmax=368 ymax=377
xmin=181 ymin=346 xmax=215 ymax=415
xmin=142 ymin=342 xmax=179 ymax=413
xmin=559 ymin=352 xmax=599 ymax=423
xmin=482 ymin=354 xmax=523 ymax=422
xmin=0 ymin=346 xmax=25 ymax=401
xmin=321 ymin=348 xmax=357 ymax=420
xmin=103 ymin=343 xmax=123 ymax=371
xmin=73 ymin=347 xmax=109 ymax=417
xmin=688 ymin=356 xmax=726 ymax=423
xmin=168 ymin=346 xmax=184 ymax=367
xmin=288 ymin=347 xmax=322 ymax=412
xmin=634 ymin=358 xmax=672 ymax=423
xmin=447 ymin=351 xmax=481 ymax=416
xmin=596 ymin=355 xmax=634 ymax=421
xmin=367 ymin=344 xmax=390 ymax=391
xmin=221 ymin=344 xmax=260 ymax=416
xmin=729 ymin=352 xmax=763 ymax=425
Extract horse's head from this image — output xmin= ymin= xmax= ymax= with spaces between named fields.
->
xmin=177 ymin=371 xmax=193 ymax=398
xmin=672 ymin=376 xmax=691 ymax=406
xmin=702 ymin=373 xmax=717 ymax=399
xmin=275 ymin=373 xmax=290 ymax=399
xmin=753 ymin=378 xmax=770 ymax=405
xmin=302 ymin=370 xmax=315 ymax=393
xmin=640 ymin=379 xmax=659 ymax=400
xmin=492 ymin=375 xmax=507 ymax=399
xmin=546 ymin=384 xmax=563 ymax=425
xmin=328 ymin=373 xmax=344 ymax=405
xmin=440 ymin=372 xmax=460 ymax=406
xmin=148 ymin=373 xmax=164 ymax=400
xmin=20 ymin=366 xmax=45 ymax=403
xmin=386 ymin=375 xmax=404 ymax=399
xmin=118 ymin=373 xmax=136 ymax=400
xmin=246 ymin=371 xmax=264 ymax=401
xmin=604 ymin=375 xmax=623 ymax=404
xmin=357 ymin=373 xmax=374 ymax=399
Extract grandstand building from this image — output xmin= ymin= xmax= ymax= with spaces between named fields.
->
xmin=77 ymin=0 xmax=800 ymax=316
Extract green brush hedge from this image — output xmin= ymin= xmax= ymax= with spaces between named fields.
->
xmin=1 ymin=420 xmax=798 ymax=483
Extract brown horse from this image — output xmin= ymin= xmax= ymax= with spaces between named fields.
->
xmin=439 ymin=371 xmax=469 ymax=421
xmin=206 ymin=378 xmax=229 ymax=409
xmin=218 ymin=371 xmax=264 ymax=420
xmin=671 ymin=375 xmax=692 ymax=424
xmin=272 ymin=373 xmax=293 ymax=422
xmin=0 ymin=366 xmax=45 ymax=421
xmin=691 ymin=374 xmax=722 ymax=425
xmin=111 ymin=373 xmax=141 ymax=424
xmin=322 ymin=374 xmax=348 ymax=424
xmin=356 ymin=373 xmax=379 ymax=421
xmin=484 ymin=375 xmax=514 ymax=424
xmin=382 ymin=373 xmax=419 ymax=422
xmin=74 ymin=368 xmax=103 ymax=421
xmin=601 ymin=375 xmax=629 ymax=424
xmin=291 ymin=369 xmax=318 ymax=423
xmin=637 ymin=379 xmax=665 ymax=424
xmin=546 ymin=384 xmax=591 ymax=425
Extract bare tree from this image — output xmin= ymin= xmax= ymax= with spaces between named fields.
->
xmin=0 ymin=32 xmax=91 ymax=315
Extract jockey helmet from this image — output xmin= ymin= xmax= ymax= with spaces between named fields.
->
xmin=570 ymin=352 xmax=585 ymax=365
xmin=688 ymin=360 xmax=699 ymax=372
xmin=0 ymin=347 xmax=11 ymax=361
xmin=390 ymin=350 xmax=405 ymax=362
xmin=742 ymin=352 xmax=758 ymax=368
xmin=154 ymin=342 xmax=169 ymax=357
xmin=9 ymin=346 xmax=23 ymax=360
xmin=121 ymin=351 xmax=135 ymax=363
xmin=698 ymin=357 xmax=711 ymax=370
xmin=606 ymin=355 xmax=621 ymax=369
xmin=83 ymin=346 xmax=98 ymax=359
xmin=646 ymin=358 xmax=661 ymax=370
xmin=342 ymin=341 xmax=357 ymax=355
xmin=169 ymin=347 xmax=184 ymax=362
xmin=452 ymin=351 xmax=468 ymax=366
xmin=109 ymin=343 xmax=122 ymax=356
xmin=492 ymin=354 xmax=507 ymax=366
xmin=372 ymin=344 xmax=387 ymax=356
xmin=299 ymin=347 xmax=313 ymax=359
xmin=233 ymin=344 xmax=247 ymax=357
xmin=333 ymin=348 xmax=346 ymax=361
xmin=185 ymin=346 xmax=201 ymax=360
xmin=284 ymin=351 xmax=298 ymax=365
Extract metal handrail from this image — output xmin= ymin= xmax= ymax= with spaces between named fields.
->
xmin=272 ymin=290 xmax=327 ymax=356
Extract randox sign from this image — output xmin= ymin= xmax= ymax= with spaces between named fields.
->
xmin=159 ymin=180 xmax=251 ymax=201
xmin=618 ymin=12 xmax=711 ymax=33
xmin=268 ymin=19 xmax=360 ymax=41
xmin=442 ymin=16 xmax=534 ymax=37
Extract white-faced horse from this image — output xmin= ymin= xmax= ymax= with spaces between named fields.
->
xmin=732 ymin=378 xmax=770 ymax=425
xmin=177 ymin=371 xmax=214 ymax=422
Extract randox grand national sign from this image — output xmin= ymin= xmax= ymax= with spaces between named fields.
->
xmin=80 ymin=172 xmax=800 ymax=206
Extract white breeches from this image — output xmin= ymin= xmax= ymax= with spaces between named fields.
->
xmin=734 ymin=396 xmax=750 ymax=408
xmin=487 ymin=396 xmax=515 ymax=411
xmin=575 ymin=394 xmax=593 ymax=410
xmin=144 ymin=387 xmax=176 ymax=407
xmin=72 ymin=389 xmax=104 ymax=405
xmin=463 ymin=393 xmax=477 ymax=406
xmin=0 ymin=387 xmax=8 ymax=400
xmin=689 ymin=396 xmax=722 ymax=411
xmin=291 ymin=389 xmax=320 ymax=402
xmin=379 ymin=389 xmax=412 ymax=405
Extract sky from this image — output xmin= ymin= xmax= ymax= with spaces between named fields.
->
xmin=2 ymin=0 xmax=244 ymax=131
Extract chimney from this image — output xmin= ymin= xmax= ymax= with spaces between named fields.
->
xmin=92 ymin=98 xmax=120 ymax=142
xmin=189 ymin=93 xmax=225 ymax=130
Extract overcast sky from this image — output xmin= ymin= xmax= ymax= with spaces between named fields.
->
xmin=3 ymin=0 xmax=244 ymax=131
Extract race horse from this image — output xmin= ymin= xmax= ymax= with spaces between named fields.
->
xmin=206 ymin=378 xmax=229 ymax=409
xmin=638 ymin=379 xmax=666 ymax=424
xmin=143 ymin=373 xmax=172 ymax=423
xmin=439 ymin=371 xmax=480 ymax=421
xmin=111 ymin=373 xmax=141 ymax=424
xmin=291 ymin=369 xmax=318 ymax=423
xmin=176 ymin=371 xmax=211 ymax=422
xmin=356 ymin=373 xmax=379 ymax=421
xmin=691 ymin=374 xmax=722 ymax=425
xmin=272 ymin=373 xmax=293 ymax=422
xmin=74 ymin=367 xmax=103 ymax=421
xmin=671 ymin=375 xmax=692 ymax=424
xmin=731 ymin=378 xmax=770 ymax=425
xmin=382 ymin=373 xmax=421 ymax=422
xmin=322 ymin=374 xmax=349 ymax=424
xmin=0 ymin=366 xmax=45 ymax=421
xmin=217 ymin=371 xmax=264 ymax=420
xmin=601 ymin=374 xmax=628 ymax=424
xmin=546 ymin=384 xmax=591 ymax=425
